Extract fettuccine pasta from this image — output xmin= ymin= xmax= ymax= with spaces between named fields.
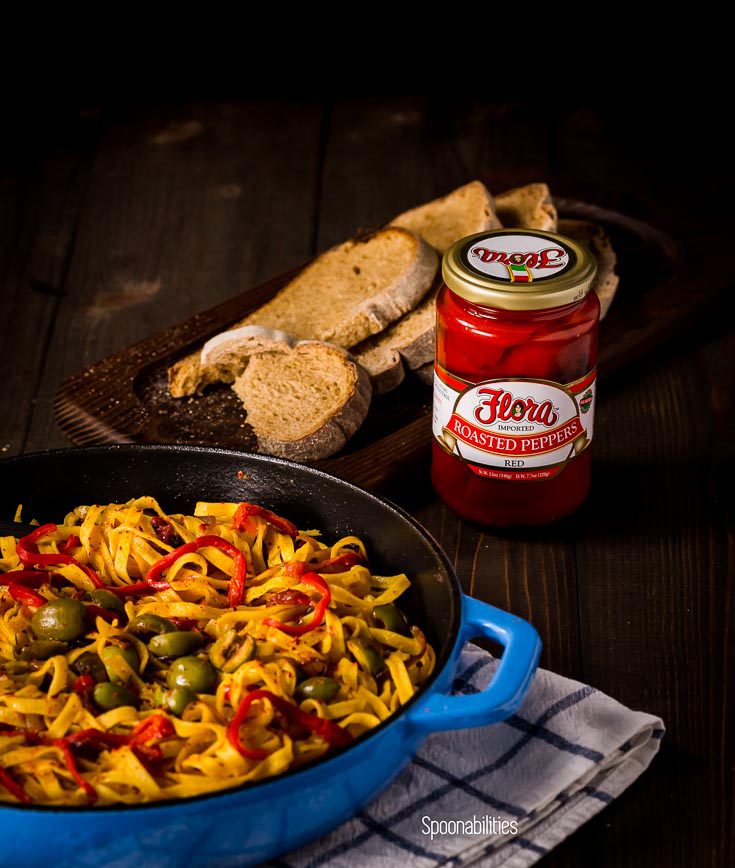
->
xmin=0 ymin=498 xmax=435 ymax=806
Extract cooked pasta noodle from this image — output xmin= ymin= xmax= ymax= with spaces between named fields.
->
xmin=0 ymin=498 xmax=435 ymax=806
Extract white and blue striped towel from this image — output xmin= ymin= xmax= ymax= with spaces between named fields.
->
xmin=274 ymin=645 xmax=664 ymax=868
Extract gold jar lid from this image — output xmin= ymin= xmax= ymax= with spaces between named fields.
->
xmin=442 ymin=228 xmax=597 ymax=311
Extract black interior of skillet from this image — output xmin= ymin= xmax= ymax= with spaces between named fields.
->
xmin=0 ymin=446 xmax=458 ymax=674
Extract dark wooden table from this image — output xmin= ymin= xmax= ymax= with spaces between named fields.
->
xmin=1 ymin=97 xmax=732 ymax=867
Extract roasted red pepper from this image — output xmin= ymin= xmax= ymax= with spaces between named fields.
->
xmin=231 ymin=503 xmax=298 ymax=538
xmin=60 ymin=535 xmax=80 ymax=554
xmin=107 ymin=581 xmax=157 ymax=597
xmin=7 ymin=584 xmax=45 ymax=610
xmin=227 ymin=688 xmax=351 ymax=760
xmin=16 ymin=524 xmax=104 ymax=589
xmin=266 ymin=589 xmax=311 ymax=607
xmin=85 ymin=604 xmax=119 ymax=623
xmin=283 ymin=551 xmax=366 ymax=579
xmin=263 ymin=572 xmax=330 ymax=636
xmin=129 ymin=714 xmax=175 ymax=746
xmin=0 ymin=767 xmax=30 ymax=804
xmin=150 ymin=516 xmax=183 ymax=548
xmin=54 ymin=738 xmax=97 ymax=801
xmin=72 ymin=674 xmax=95 ymax=695
xmin=145 ymin=535 xmax=248 ymax=608
xmin=0 ymin=569 xmax=49 ymax=587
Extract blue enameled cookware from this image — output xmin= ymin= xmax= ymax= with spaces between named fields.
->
xmin=0 ymin=446 xmax=541 ymax=868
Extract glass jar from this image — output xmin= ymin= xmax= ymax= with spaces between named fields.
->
xmin=431 ymin=229 xmax=600 ymax=526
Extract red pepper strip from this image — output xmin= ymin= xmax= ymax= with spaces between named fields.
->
xmin=16 ymin=524 xmax=105 ymax=589
xmin=263 ymin=572 xmax=330 ymax=636
xmin=0 ymin=767 xmax=30 ymax=804
xmin=7 ymin=584 xmax=45 ymax=610
xmin=226 ymin=689 xmax=276 ymax=760
xmin=60 ymin=535 xmax=80 ymax=554
xmin=317 ymin=552 xmax=367 ymax=573
xmin=0 ymin=570 xmax=49 ymax=587
xmin=169 ymin=617 xmax=200 ymax=631
xmin=231 ymin=503 xmax=298 ymax=538
xmin=285 ymin=701 xmax=353 ymax=749
xmin=227 ymin=689 xmax=352 ymax=760
xmin=72 ymin=675 xmax=95 ymax=695
xmin=150 ymin=516 xmax=184 ymax=548
xmin=54 ymin=738 xmax=97 ymax=801
xmin=145 ymin=535 xmax=247 ymax=608
xmin=85 ymin=604 xmax=119 ymax=623
xmin=107 ymin=581 xmax=156 ymax=597
xmin=127 ymin=714 xmax=176 ymax=766
xmin=266 ymin=589 xmax=311 ymax=607
xmin=284 ymin=551 xmax=366 ymax=579
xmin=129 ymin=714 xmax=175 ymax=745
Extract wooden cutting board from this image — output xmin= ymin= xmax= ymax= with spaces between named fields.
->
xmin=54 ymin=198 xmax=721 ymax=489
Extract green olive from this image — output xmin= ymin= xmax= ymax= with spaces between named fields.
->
xmin=31 ymin=599 xmax=88 ymax=642
xmin=209 ymin=631 xmax=255 ymax=673
xmin=127 ymin=613 xmax=177 ymax=637
xmin=167 ymin=656 xmax=217 ymax=694
xmin=92 ymin=681 xmax=138 ymax=711
xmin=17 ymin=640 xmax=69 ymax=661
xmin=72 ymin=651 xmax=108 ymax=682
xmin=295 ymin=676 xmax=340 ymax=703
xmin=373 ymin=604 xmax=410 ymax=637
xmin=100 ymin=644 xmax=139 ymax=683
xmin=88 ymin=589 xmax=126 ymax=619
xmin=162 ymin=686 xmax=198 ymax=717
xmin=148 ymin=631 xmax=206 ymax=658
xmin=3 ymin=661 xmax=32 ymax=675
xmin=348 ymin=641 xmax=385 ymax=675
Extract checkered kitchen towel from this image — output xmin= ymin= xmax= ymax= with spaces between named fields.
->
xmin=274 ymin=645 xmax=664 ymax=868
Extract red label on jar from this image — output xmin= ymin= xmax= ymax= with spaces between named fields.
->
xmin=432 ymin=365 xmax=596 ymax=480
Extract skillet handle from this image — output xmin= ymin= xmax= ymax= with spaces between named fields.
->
xmin=406 ymin=595 xmax=541 ymax=734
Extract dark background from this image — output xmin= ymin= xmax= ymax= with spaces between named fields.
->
xmin=1 ymin=97 xmax=733 ymax=866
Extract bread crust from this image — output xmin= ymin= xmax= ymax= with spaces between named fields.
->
xmin=353 ymin=288 xmax=437 ymax=396
xmin=390 ymin=180 xmax=501 ymax=252
xmin=495 ymin=183 xmax=557 ymax=232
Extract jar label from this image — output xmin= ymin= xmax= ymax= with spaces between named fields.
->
xmin=432 ymin=365 xmax=596 ymax=481
xmin=461 ymin=232 xmax=576 ymax=284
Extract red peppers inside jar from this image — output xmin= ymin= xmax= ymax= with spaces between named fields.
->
xmin=431 ymin=229 xmax=600 ymax=526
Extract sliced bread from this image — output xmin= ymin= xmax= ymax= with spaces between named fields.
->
xmin=558 ymin=219 xmax=619 ymax=319
xmin=389 ymin=181 xmax=501 ymax=253
xmin=495 ymin=183 xmax=557 ymax=231
xmin=232 ymin=341 xmax=372 ymax=461
xmin=168 ymin=227 xmax=437 ymax=397
xmin=352 ymin=287 xmax=438 ymax=395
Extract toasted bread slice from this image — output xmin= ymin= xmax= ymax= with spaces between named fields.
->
xmin=558 ymin=219 xmax=619 ymax=319
xmin=352 ymin=287 xmax=438 ymax=395
xmin=232 ymin=341 xmax=372 ymax=461
xmin=168 ymin=228 xmax=437 ymax=397
xmin=389 ymin=181 xmax=501 ymax=253
xmin=184 ymin=325 xmax=298 ymax=389
xmin=495 ymin=183 xmax=557 ymax=231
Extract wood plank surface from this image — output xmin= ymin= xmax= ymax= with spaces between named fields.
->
xmin=1 ymin=97 xmax=732 ymax=867
xmin=24 ymin=100 xmax=325 ymax=452
xmin=0 ymin=106 xmax=100 ymax=456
